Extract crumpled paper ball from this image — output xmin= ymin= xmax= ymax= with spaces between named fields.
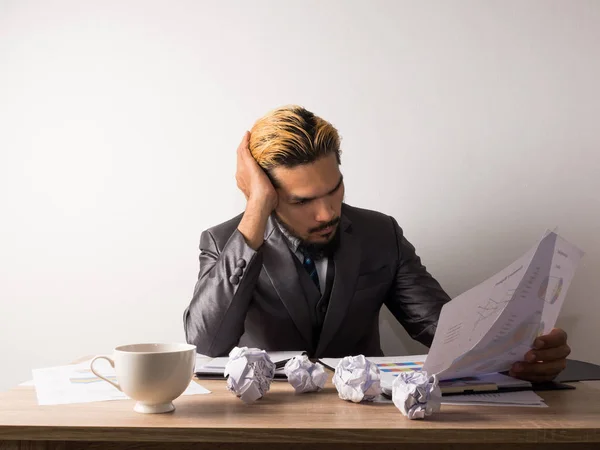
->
xmin=283 ymin=355 xmax=328 ymax=393
xmin=333 ymin=355 xmax=381 ymax=403
xmin=391 ymin=370 xmax=441 ymax=419
xmin=224 ymin=347 xmax=275 ymax=404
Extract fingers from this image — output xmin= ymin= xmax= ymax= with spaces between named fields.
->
xmin=240 ymin=130 xmax=250 ymax=146
xmin=237 ymin=131 xmax=250 ymax=155
xmin=532 ymin=328 xmax=568 ymax=349
xmin=236 ymin=131 xmax=264 ymax=201
xmin=237 ymin=131 xmax=257 ymax=172
xmin=234 ymin=129 xmax=277 ymax=211
xmin=524 ymin=344 xmax=571 ymax=363
xmin=511 ymin=328 xmax=570 ymax=383
xmin=509 ymin=358 xmax=567 ymax=382
xmin=236 ymin=132 xmax=250 ymax=192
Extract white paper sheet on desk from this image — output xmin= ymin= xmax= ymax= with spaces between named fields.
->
xmin=320 ymin=355 xmax=428 ymax=389
xmin=423 ymin=231 xmax=584 ymax=380
xmin=442 ymin=390 xmax=547 ymax=407
xmin=196 ymin=351 xmax=304 ymax=377
xmin=33 ymin=360 xmax=210 ymax=406
xmin=374 ymin=390 xmax=546 ymax=407
xmin=199 ymin=351 xmax=305 ymax=369
xmin=319 ymin=355 xmax=427 ymax=371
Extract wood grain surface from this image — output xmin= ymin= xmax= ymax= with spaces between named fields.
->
xmin=1 ymin=376 xmax=600 ymax=447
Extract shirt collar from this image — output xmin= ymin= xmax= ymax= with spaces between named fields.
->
xmin=273 ymin=216 xmax=302 ymax=254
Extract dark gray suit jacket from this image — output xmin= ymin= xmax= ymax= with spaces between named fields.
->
xmin=184 ymin=204 xmax=451 ymax=358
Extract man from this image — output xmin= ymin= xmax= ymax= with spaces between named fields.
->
xmin=184 ymin=105 xmax=570 ymax=382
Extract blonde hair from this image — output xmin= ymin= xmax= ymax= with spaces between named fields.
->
xmin=249 ymin=105 xmax=341 ymax=170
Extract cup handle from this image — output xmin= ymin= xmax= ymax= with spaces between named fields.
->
xmin=90 ymin=356 xmax=121 ymax=392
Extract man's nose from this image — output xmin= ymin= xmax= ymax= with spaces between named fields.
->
xmin=314 ymin=198 xmax=335 ymax=223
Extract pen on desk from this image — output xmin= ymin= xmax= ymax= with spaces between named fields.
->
xmin=275 ymin=360 xmax=289 ymax=369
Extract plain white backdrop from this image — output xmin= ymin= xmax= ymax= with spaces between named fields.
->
xmin=1 ymin=0 xmax=599 ymax=391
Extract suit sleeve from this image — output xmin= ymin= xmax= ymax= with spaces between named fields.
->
xmin=183 ymin=228 xmax=263 ymax=357
xmin=384 ymin=216 xmax=452 ymax=347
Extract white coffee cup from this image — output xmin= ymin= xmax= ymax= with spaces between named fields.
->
xmin=90 ymin=343 xmax=196 ymax=414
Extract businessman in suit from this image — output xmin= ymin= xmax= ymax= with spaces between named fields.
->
xmin=184 ymin=105 xmax=570 ymax=382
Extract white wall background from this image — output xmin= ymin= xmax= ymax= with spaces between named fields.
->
xmin=1 ymin=0 xmax=599 ymax=391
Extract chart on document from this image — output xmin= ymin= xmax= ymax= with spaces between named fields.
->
xmin=423 ymin=231 xmax=584 ymax=381
xmin=376 ymin=361 xmax=424 ymax=374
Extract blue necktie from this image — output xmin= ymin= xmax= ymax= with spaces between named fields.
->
xmin=302 ymin=252 xmax=320 ymax=292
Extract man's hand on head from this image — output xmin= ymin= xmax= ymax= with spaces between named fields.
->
xmin=236 ymin=131 xmax=278 ymax=250
xmin=235 ymin=131 xmax=278 ymax=211
xmin=509 ymin=328 xmax=570 ymax=383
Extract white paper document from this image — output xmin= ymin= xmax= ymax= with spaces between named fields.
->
xmin=321 ymin=355 xmax=427 ymax=392
xmin=373 ymin=389 xmax=546 ymax=407
xmin=423 ymin=231 xmax=584 ymax=380
xmin=346 ymin=355 xmax=534 ymax=398
xmin=438 ymin=372 xmax=531 ymax=392
xmin=442 ymin=390 xmax=547 ymax=407
xmin=320 ymin=355 xmax=427 ymax=371
xmin=33 ymin=359 xmax=210 ymax=406
xmin=195 ymin=351 xmax=305 ymax=378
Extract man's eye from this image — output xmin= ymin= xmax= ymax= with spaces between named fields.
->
xmin=294 ymin=200 xmax=308 ymax=206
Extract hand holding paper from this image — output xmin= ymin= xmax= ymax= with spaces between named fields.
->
xmin=510 ymin=328 xmax=570 ymax=382
xmin=423 ymin=231 xmax=583 ymax=381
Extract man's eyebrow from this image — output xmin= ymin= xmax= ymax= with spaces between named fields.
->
xmin=290 ymin=175 xmax=344 ymax=203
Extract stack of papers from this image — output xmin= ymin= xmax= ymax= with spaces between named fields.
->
xmin=443 ymin=390 xmax=546 ymax=407
xmin=195 ymin=351 xmax=306 ymax=380
xmin=324 ymin=355 xmax=545 ymax=406
xmin=32 ymin=359 xmax=210 ymax=406
xmin=322 ymin=356 xmax=532 ymax=394
xmin=372 ymin=388 xmax=546 ymax=407
xmin=439 ymin=372 xmax=532 ymax=394
xmin=320 ymin=355 xmax=427 ymax=386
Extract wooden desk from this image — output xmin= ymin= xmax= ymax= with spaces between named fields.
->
xmin=1 ymin=376 xmax=600 ymax=450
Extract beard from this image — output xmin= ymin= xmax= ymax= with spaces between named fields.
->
xmin=276 ymin=214 xmax=342 ymax=260
xmin=300 ymin=225 xmax=341 ymax=260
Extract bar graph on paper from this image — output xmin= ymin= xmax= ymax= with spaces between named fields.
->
xmin=376 ymin=361 xmax=424 ymax=374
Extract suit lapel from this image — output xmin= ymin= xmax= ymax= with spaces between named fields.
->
xmin=261 ymin=217 xmax=313 ymax=349
xmin=315 ymin=214 xmax=361 ymax=357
